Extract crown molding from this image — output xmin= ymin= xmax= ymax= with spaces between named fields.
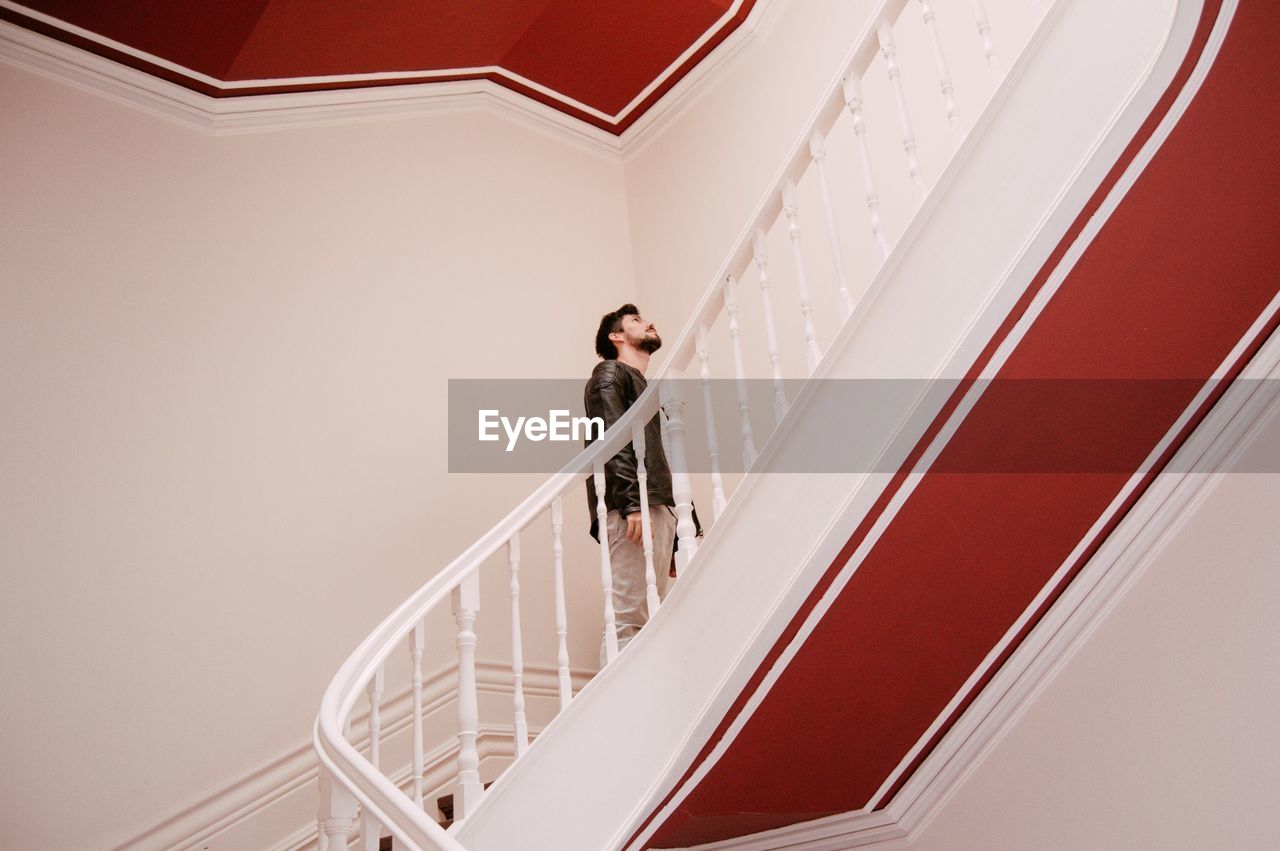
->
xmin=617 ymin=0 xmax=786 ymax=159
xmin=0 ymin=0 xmax=781 ymax=157
xmin=103 ymin=660 xmax=595 ymax=851
xmin=0 ymin=20 xmax=622 ymax=156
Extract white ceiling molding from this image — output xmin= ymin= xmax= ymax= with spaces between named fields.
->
xmin=102 ymin=660 xmax=595 ymax=851
xmin=0 ymin=0 xmax=780 ymax=158
xmin=0 ymin=20 xmax=622 ymax=157
xmin=617 ymin=0 xmax=787 ymax=159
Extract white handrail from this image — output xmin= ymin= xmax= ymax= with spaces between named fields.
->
xmin=314 ymin=390 xmax=668 ymax=847
xmin=314 ymin=0 xmax=1043 ymax=845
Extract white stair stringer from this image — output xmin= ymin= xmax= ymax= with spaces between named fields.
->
xmin=451 ymin=0 xmax=1197 ymax=848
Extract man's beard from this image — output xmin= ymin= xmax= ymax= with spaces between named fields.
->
xmin=638 ymin=333 xmax=662 ymax=354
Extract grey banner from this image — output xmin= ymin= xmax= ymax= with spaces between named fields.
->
xmin=447 ymin=378 xmax=1280 ymax=473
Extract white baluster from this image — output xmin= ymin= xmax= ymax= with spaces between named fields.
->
xmin=695 ymin=323 xmax=728 ymax=520
xmin=723 ymin=274 xmax=758 ymax=471
xmin=508 ymin=532 xmax=529 ymax=756
xmin=808 ymin=133 xmax=854 ymax=319
xmin=361 ymin=666 xmax=384 ymax=851
xmin=410 ymin=621 xmax=425 ymax=810
xmin=752 ymin=228 xmax=789 ymax=424
xmin=662 ymin=382 xmax=699 ymax=572
xmin=319 ymin=769 xmax=356 ymax=851
xmin=842 ymin=74 xmax=891 ymax=260
xmin=549 ymin=496 xmax=572 ymax=711
xmin=451 ymin=571 xmax=482 ymax=820
xmin=781 ymin=179 xmax=823 ymax=374
xmin=876 ymin=18 xmax=926 ymax=202
xmin=593 ymin=462 xmax=621 ymax=664
xmin=969 ymin=0 xmax=1005 ymax=83
xmin=631 ymin=421 xmax=661 ymax=616
xmin=919 ymin=0 xmax=965 ymax=148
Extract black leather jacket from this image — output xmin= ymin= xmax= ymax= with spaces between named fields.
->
xmin=583 ymin=360 xmax=673 ymax=540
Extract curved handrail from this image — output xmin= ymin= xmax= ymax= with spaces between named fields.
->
xmin=314 ymin=0 xmax=1045 ymax=845
xmin=314 ymin=344 xmax=686 ymax=848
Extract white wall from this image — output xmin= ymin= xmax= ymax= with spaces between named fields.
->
xmin=895 ymin=413 xmax=1280 ymax=851
xmin=0 ymin=63 xmax=633 ymax=849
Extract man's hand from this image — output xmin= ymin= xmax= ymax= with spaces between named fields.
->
xmin=625 ymin=511 xmax=647 ymax=544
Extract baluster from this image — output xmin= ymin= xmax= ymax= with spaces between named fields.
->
xmin=876 ymin=18 xmax=926 ymax=203
xmin=781 ymin=179 xmax=824 ymax=373
xmin=410 ymin=621 xmax=425 ymax=810
xmin=549 ymin=496 xmax=572 ymax=710
xmin=451 ymin=571 xmax=482 ymax=820
xmin=723 ymin=274 xmax=758 ymax=470
xmin=842 ymin=74 xmax=891 ymax=260
xmin=695 ymin=324 xmax=729 ymax=519
xmin=752 ymin=228 xmax=789 ymax=424
xmin=506 ymin=533 xmax=529 ymax=756
xmin=593 ymin=461 xmax=621 ymax=664
xmin=361 ymin=666 xmax=385 ymax=851
xmin=919 ymin=0 xmax=965 ymax=148
xmin=808 ymin=133 xmax=854 ymax=319
xmin=319 ymin=769 xmax=356 ymax=851
xmin=631 ymin=421 xmax=661 ymax=616
xmin=662 ymin=382 xmax=699 ymax=572
xmin=969 ymin=0 xmax=1004 ymax=83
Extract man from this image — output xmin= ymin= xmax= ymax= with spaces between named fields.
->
xmin=584 ymin=304 xmax=677 ymax=664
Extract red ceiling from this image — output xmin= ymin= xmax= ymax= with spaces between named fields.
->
xmin=631 ymin=0 xmax=1280 ymax=845
xmin=1 ymin=0 xmax=752 ymax=133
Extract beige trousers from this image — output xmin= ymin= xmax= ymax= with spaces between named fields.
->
xmin=600 ymin=506 xmax=676 ymax=666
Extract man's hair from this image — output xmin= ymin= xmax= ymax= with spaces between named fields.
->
xmin=594 ymin=303 xmax=640 ymax=359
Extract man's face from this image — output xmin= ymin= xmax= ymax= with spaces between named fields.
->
xmin=616 ymin=312 xmax=662 ymax=354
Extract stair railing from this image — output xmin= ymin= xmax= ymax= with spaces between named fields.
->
xmin=314 ymin=0 xmax=1044 ymax=847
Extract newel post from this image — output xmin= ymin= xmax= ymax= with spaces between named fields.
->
xmin=318 ymin=768 xmax=357 ymax=850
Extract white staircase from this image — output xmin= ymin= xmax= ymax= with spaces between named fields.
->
xmin=311 ymin=0 xmax=1200 ymax=847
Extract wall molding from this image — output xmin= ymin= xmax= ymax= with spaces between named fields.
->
xmin=635 ymin=0 xmax=1248 ymax=844
xmin=0 ymin=0 xmax=781 ymax=157
xmin=104 ymin=660 xmax=594 ymax=851
xmin=615 ymin=0 xmax=787 ymax=158
xmin=688 ymin=318 xmax=1280 ymax=850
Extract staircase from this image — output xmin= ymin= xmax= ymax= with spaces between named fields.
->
xmin=314 ymin=0 xmax=1276 ymax=848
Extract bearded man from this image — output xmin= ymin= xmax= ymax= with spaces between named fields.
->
xmin=584 ymin=304 xmax=676 ymax=663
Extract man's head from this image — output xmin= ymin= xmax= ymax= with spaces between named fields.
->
xmin=595 ymin=304 xmax=662 ymax=360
